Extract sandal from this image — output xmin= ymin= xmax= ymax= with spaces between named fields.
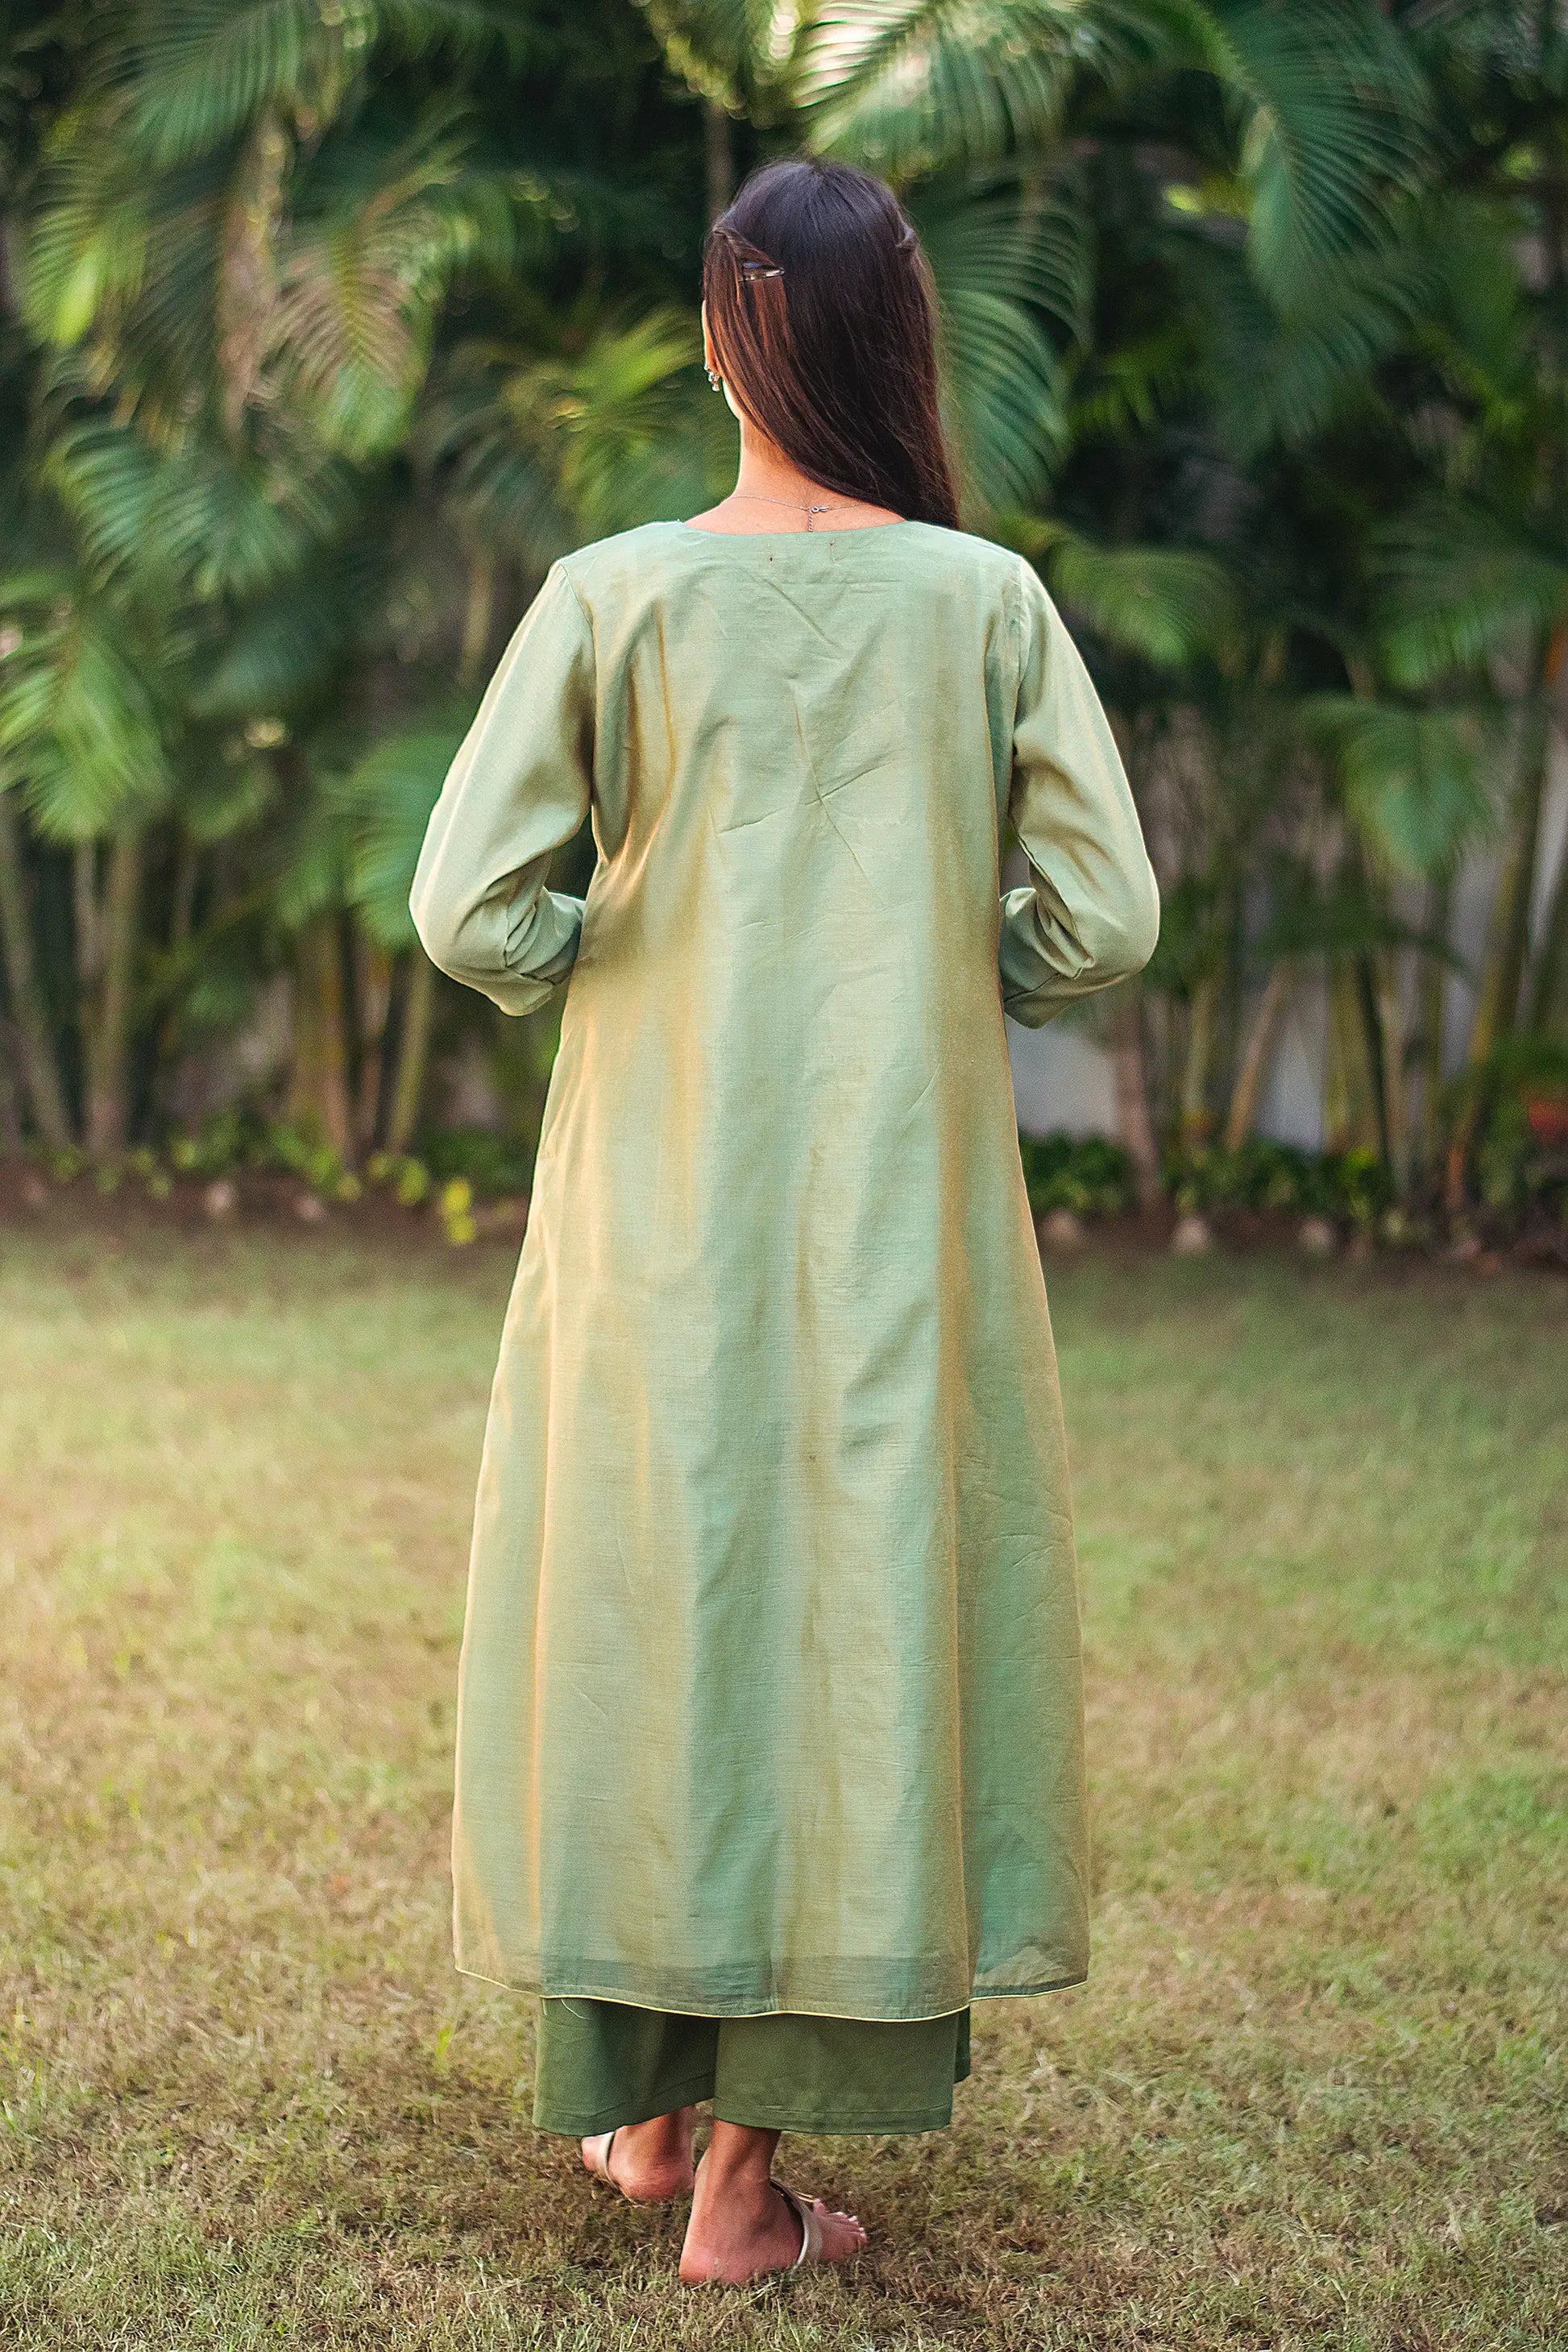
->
xmin=774 ymin=2178 xmax=846 ymax=2267
xmin=580 ymin=2114 xmax=697 ymax=2204
xmin=581 ymin=2128 xmax=623 ymax=2189
xmin=679 ymin=2150 xmax=866 ymax=2281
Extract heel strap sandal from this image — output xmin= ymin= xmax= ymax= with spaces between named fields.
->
xmin=773 ymin=2180 xmax=829 ymax=2266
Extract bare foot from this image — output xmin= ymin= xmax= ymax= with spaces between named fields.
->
xmin=582 ymin=2106 xmax=696 ymax=2202
xmin=679 ymin=2133 xmax=866 ymax=2284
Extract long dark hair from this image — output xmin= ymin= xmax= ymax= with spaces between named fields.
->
xmin=703 ymin=159 xmax=960 ymax=530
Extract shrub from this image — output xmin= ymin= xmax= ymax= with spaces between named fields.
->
xmin=1458 ymin=1039 xmax=1568 ymax=1222
xmin=1164 ymin=1138 xmax=1393 ymax=1226
xmin=1018 ymin=1132 xmax=1135 ymax=1217
xmin=419 ymin=1127 xmax=535 ymax=1197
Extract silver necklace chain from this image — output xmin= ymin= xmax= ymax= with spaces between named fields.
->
xmin=728 ymin=492 xmax=858 ymax=529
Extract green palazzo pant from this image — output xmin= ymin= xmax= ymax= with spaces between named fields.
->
xmin=534 ymin=1999 xmax=972 ymax=2136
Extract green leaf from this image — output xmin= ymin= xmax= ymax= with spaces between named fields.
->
xmin=801 ymin=0 xmax=1168 ymax=180
xmin=638 ymin=0 xmax=807 ymax=110
xmin=915 ymin=178 xmax=1089 ymax=508
xmin=118 ymin=0 xmax=520 ymax=170
xmin=192 ymin=545 xmax=380 ymax=720
xmin=1309 ymin=694 xmax=1495 ymax=875
xmin=0 ymin=576 xmax=175 ymax=840
xmin=1375 ymin=502 xmax=1568 ymax=686
xmin=1018 ymin=528 xmax=1240 ymax=667
xmin=1205 ymin=0 xmax=1429 ymax=307
xmin=435 ymin=309 xmax=731 ymax=559
xmin=340 ymin=714 xmax=473 ymax=948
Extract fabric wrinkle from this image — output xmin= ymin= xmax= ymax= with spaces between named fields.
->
xmin=410 ymin=517 xmax=1159 ymax=2020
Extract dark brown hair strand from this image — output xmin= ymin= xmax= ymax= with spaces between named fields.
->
xmin=703 ymin=160 xmax=960 ymax=531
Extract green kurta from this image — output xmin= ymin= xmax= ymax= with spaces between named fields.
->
xmin=411 ymin=518 xmax=1159 ymax=2022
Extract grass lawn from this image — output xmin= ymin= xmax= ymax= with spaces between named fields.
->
xmin=0 ymin=1216 xmax=1564 ymax=2350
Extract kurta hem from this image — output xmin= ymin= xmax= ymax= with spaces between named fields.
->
xmin=456 ymin=1960 xmax=1089 ymax=2018
xmin=710 ymin=2101 xmax=956 ymax=2134
xmin=533 ymin=2068 xmax=720 ymax=2137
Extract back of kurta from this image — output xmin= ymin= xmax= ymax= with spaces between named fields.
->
xmin=413 ymin=517 xmax=1158 ymax=2019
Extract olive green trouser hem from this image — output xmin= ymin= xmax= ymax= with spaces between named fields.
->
xmin=533 ymin=1997 xmax=972 ymax=2137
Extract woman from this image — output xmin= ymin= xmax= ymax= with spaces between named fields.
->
xmin=411 ymin=157 xmax=1159 ymax=2285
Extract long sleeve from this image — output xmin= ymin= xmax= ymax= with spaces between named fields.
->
xmin=410 ymin=562 xmax=595 ymax=1016
xmin=998 ymin=564 xmax=1160 ymax=1027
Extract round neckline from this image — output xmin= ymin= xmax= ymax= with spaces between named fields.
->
xmin=673 ymin=517 xmax=919 ymax=543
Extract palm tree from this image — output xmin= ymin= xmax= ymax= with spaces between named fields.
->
xmin=0 ymin=0 xmax=1561 ymax=1222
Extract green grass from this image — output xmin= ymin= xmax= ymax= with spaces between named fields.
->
xmin=1 ymin=1217 xmax=1565 ymax=2348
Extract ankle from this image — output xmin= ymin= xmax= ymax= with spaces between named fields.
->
xmin=700 ymin=2156 xmax=774 ymax=2205
xmin=624 ymin=2110 xmax=685 ymax=2149
xmin=699 ymin=2122 xmax=781 ymax=2200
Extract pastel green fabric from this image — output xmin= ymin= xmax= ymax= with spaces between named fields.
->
xmin=533 ymin=1998 xmax=972 ymax=2135
xmin=412 ymin=519 xmax=1159 ymax=2022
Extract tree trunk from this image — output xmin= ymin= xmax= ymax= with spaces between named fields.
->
xmin=169 ymin=830 xmax=199 ymax=948
xmin=1376 ymin=949 xmax=1412 ymax=1188
xmin=1417 ymin=875 xmax=1451 ymax=1183
xmin=73 ymin=840 xmax=100 ymax=1003
xmin=1445 ymin=625 xmax=1562 ymax=1207
xmin=286 ymin=914 xmax=353 ymax=1157
xmin=1480 ymin=647 xmax=1556 ymax=1035
xmin=1109 ymin=985 xmax=1161 ymax=1211
xmin=353 ymin=926 xmax=393 ymax=1152
xmin=1355 ymin=953 xmax=1393 ymax=1170
xmin=217 ymin=110 xmax=289 ymax=438
xmin=0 ymin=794 xmax=73 ymax=1145
xmin=704 ymin=95 xmax=734 ymax=222
xmin=459 ymin=548 xmax=497 ymax=691
xmin=0 ymin=1023 xmax=20 ymax=1147
xmin=1526 ymin=830 xmax=1568 ymax=1031
xmin=1179 ymin=972 xmax=1219 ymax=1145
xmin=386 ymin=949 xmax=435 ymax=1155
xmin=152 ymin=828 xmax=202 ymax=1110
xmin=1325 ymin=964 xmax=1379 ymax=1154
xmin=84 ymin=828 xmax=142 ymax=1155
xmin=1222 ymin=962 xmax=1292 ymax=1153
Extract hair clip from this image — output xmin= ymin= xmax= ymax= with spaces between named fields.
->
xmin=740 ymin=261 xmax=784 ymax=280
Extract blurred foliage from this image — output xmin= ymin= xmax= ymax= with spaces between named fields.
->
xmin=1167 ymin=1137 xmax=1393 ymax=1226
xmin=0 ymin=0 xmax=1563 ymax=1226
xmin=1019 ymin=1130 xmax=1135 ymax=1217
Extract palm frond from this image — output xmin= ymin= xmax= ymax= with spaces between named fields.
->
xmin=269 ymin=799 xmax=348 ymax=931
xmin=1375 ymin=501 xmax=1568 ymax=685
xmin=0 ymin=570 xmax=175 ymax=840
xmin=42 ymin=419 xmax=363 ymax=601
xmin=915 ymin=174 xmax=1090 ymax=342
xmin=23 ymin=138 xmax=232 ymax=429
xmin=1006 ymin=525 xmax=1240 ymax=668
xmin=915 ymin=178 xmax=1088 ymax=508
xmin=192 ymin=541 xmax=384 ymax=720
xmin=1309 ymin=694 xmax=1494 ymax=875
xmin=550 ymin=313 xmax=733 ymax=539
xmin=340 ymin=711 xmax=473 ymax=947
xmin=113 ymin=0 xmax=520 ymax=170
xmin=638 ymin=0 xmax=808 ymax=108
xmin=801 ymin=0 xmax=1160 ymax=178
xmin=270 ymin=105 xmax=536 ymax=458
xmin=434 ymin=311 xmax=732 ymax=560
xmin=180 ymin=737 xmax=280 ymax=844
xmin=1201 ymin=0 xmax=1429 ymax=309
xmin=943 ymin=291 xmax=1067 ymax=510
xmin=21 ymin=135 xmax=160 ymax=348
xmin=423 ymin=354 xmax=575 ymax=569
xmin=1193 ymin=222 xmax=1440 ymax=456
